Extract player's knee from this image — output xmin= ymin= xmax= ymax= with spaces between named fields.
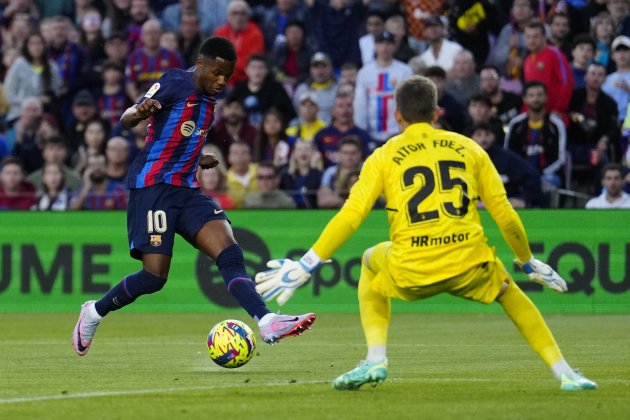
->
xmin=138 ymin=269 xmax=167 ymax=294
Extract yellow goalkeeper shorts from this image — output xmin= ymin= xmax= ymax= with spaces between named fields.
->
xmin=368 ymin=241 xmax=510 ymax=304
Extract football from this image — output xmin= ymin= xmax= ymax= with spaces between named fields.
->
xmin=207 ymin=319 xmax=256 ymax=368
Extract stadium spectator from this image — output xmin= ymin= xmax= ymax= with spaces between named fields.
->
xmin=9 ymin=98 xmax=45 ymax=174
xmin=314 ymin=93 xmax=372 ymax=168
xmin=317 ymin=135 xmax=363 ymax=208
xmin=65 ymin=90 xmax=100 ymax=155
xmin=243 ymin=160 xmax=296 ymax=209
xmin=254 ymin=74 xmax=597 ymax=392
xmin=425 ymin=65 xmax=467 ymax=133
xmin=448 ymin=0 xmax=504 ymax=69
xmin=568 ymin=63 xmax=619 ymax=194
xmin=286 ymin=91 xmax=327 ymax=144
xmin=339 ymin=62 xmax=359 ymax=87
xmin=505 ymin=81 xmax=567 ymax=189
xmin=353 ymin=31 xmax=412 ymax=147
xmin=302 ymin=0 xmax=367 ymax=69
xmin=471 ymin=122 xmax=542 ymax=208
xmin=0 ymin=156 xmax=37 ymax=210
xmin=489 ymin=0 xmax=534 ymax=90
xmin=176 ymin=12 xmax=203 ymax=67
xmin=397 ymin=0 xmax=448 ymax=52
xmin=602 ymin=35 xmax=630 ymax=124
xmin=2 ymin=12 xmax=35 ymax=51
xmin=213 ymin=0 xmax=265 ymax=86
xmin=159 ymin=30 xmax=178 ymax=52
xmin=359 ymin=9 xmax=385 ymax=66
xmin=384 ymin=14 xmax=417 ymax=64
xmin=125 ymin=19 xmax=185 ymax=101
xmin=548 ymin=12 xmax=573 ymax=59
xmin=26 ymin=136 xmax=82 ymax=192
xmin=102 ymin=0 xmax=132 ymax=38
xmin=479 ymin=65 xmax=523 ymax=129
xmin=256 ymin=107 xmax=290 ymax=166
xmin=32 ymin=162 xmax=73 ymax=211
xmin=591 ymin=11 xmax=615 ymax=71
xmin=210 ymin=94 xmax=258 ymax=159
xmin=70 ymin=153 xmax=127 ymax=210
xmin=463 ymin=94 xmax=504 ymax=143
xmin=77 ymin=7 xmax=109 ymax=93
xmin=4 ymin=31 xmax=62 ymax=125
xmin=105 ymin=136 xmax=130 ymax=184
xmin=418 ymin=14 xmax=463 ymax=72
xmin=279 ymin=138 xmax=323 ymax=208
xmin=445 ymin=49 xmax=480 ymax=107
xmin=44 ymin=16 xmax=87 ymax=115
xmin=102 ymin=31 xmax=129 ymax=69
xmin=127 ymin=0 xmax=153 ymax=52
xmin=97 ymin=60 xmax=131 ymax=129
xmin=198 ymin=166 xmax=235 ymax=210
xmin=606 ymin=0 xmax=630 ymax=32
xmin=231 ymin=54 xmax=296 ymax=127
xmin=269 ymin=19 xmax=313 ymax=96
xmin=523 ymin=19 xmax=574 ymax=123
xmin=161 ymin=0 xmax=220 ymax=37
xmin=585 ymin=163 xmax=630 ymax=208
xmin=570 ymin=34 xmax=596 ymax=89
xmin=257 ymin=0 xmax=308 ymax=51
xmin=226 ymin=141 xmax=258 ymax=208
xmin=293 ymin=52 xmax=338 ymax=124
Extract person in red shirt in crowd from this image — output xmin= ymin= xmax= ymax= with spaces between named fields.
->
xmin=0 ymin=156 xmax=37 ymax=210
xmin=213 ymin=0 xmax=264 ymax=86
xmin=523 ymin=19 xmax=574 ymax=123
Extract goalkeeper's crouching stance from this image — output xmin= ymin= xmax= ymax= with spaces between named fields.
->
xmin=254 ymin=75 xmax=597 ymax=391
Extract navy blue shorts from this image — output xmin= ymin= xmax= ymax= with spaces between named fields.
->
xmin=127 ymin=183 xmax=229 ymax=260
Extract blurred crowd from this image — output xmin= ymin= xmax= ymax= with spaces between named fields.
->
xmin=0 ymin=0 xmax=629 ymax=211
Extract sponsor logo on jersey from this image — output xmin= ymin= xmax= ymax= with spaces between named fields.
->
xmin=195 ymin=128 xmax=208 ymax=138
xmin=181 ymin=121 xmax=196 ymax=136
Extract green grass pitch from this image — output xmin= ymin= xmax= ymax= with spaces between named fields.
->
xmin=1 ymin=313 xmax=629 ymax=419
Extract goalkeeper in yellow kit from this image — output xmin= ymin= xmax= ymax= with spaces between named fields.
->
xmin=255 ymin=76 xmax=596 ymax=391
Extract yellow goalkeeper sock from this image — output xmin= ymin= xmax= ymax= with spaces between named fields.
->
xmin=498 ymin=281 xmax=564 ymax=367
xmin=358 ymin=260 xmax=391 ymax=351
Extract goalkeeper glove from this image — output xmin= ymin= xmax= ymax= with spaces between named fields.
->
xmin=254 ymin=250 xmax=324 ymax=306
xmin=515 ymin=257 xmax=568 ymax=293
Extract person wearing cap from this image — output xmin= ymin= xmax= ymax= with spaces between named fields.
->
xmin=286 ymin=91 xmax=327 ymax=143
xmin=354 ymin=30 xmax=412 ymax=146
xmin=603 ymin=35 xmax=630 ymax=123
xmin=418 ymin=14 xmax=463 ymax=72
xmin=293 ymin=51 xmax=338 ymax=124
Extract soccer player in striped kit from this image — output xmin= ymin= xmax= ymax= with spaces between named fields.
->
xmin=73 ymin=37 xmax=315 ymax=357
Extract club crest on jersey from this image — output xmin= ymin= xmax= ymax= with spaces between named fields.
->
xmin=145 ymin=83 xmax=160 ymax=98
xmin=150 ymin=235 xmax=162 ymax=247
xmin=181 ymin=121 xmax=196 ymax=136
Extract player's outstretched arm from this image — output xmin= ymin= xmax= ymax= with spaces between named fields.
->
xmin=120 ymin=98 xmax=162 ymax=128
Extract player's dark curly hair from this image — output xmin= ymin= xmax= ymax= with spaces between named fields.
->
xmin=199 ymin=36 xmax=237 ymax=61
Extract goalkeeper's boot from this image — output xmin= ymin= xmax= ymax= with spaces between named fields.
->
xmin=560 ymin=371 xmax=598 ymax=391
xmin=332 ymin=359 xmax=388 ymax=390
xmin=260 ymin=313 xmax=316 ymax=344
xmin=72 ymin=300 xmax=101 ymax=356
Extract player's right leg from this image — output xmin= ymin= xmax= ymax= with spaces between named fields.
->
xmin=333 ymin=243 xmax=390 ymax=390
xmin=73 ymin=185 xmax=175 ymax=356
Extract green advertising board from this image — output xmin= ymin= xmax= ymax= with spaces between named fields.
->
xmin=0 ymin=210 xmax=628 ymax=313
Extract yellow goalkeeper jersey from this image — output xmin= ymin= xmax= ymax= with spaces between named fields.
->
xmin=312 ymin=123 xmax=532 ymax=287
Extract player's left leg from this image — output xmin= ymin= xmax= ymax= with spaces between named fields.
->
xmin=193 ymin=219 xmax=315 ymax=344
xmin=333 ymin=242 xmax=390 ymax=390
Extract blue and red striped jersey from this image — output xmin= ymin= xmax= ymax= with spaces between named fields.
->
xmin=127 ymin=69 xmax=216 ymax=189
xmin=126 ymin=47 xmax=185 ymax=94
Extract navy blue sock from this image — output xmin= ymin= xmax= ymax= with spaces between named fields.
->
xmin=216 ymin=244 xmax=270 ymax=321
xmin=94 ymin=270 xmax=167 ymax=317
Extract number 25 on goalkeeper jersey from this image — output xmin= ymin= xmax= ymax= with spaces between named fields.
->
xmin=314 ymin=122 xmax=531 ymax=288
